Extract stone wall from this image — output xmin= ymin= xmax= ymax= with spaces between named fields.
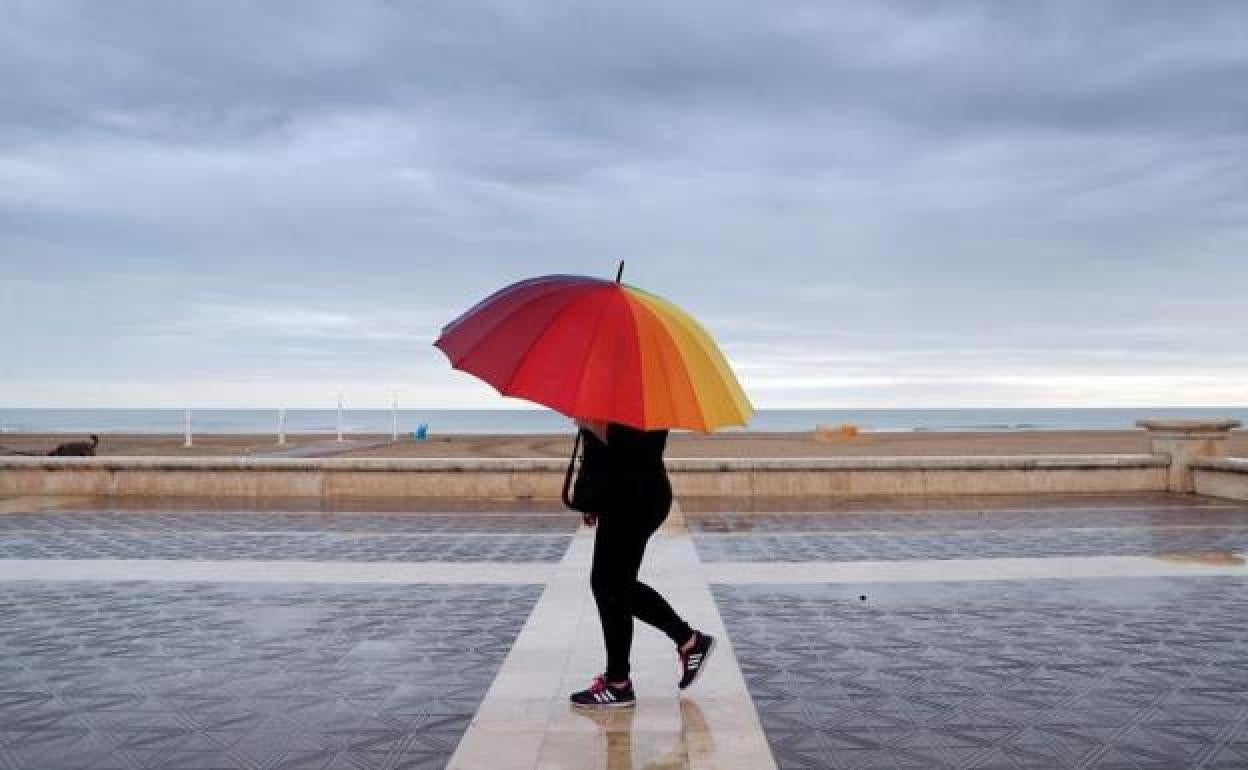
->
xmin=1192 ymin=458 xmax=1248 ymax=502
xmin=0 ymin=454 xmax=1169 ymax=500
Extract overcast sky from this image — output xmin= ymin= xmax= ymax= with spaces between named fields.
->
xmin=3 ymin=0 xmax=1247 ymax=409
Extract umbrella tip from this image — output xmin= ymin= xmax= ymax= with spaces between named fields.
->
xmin=615 ymin=260 xmax=624 ymax=283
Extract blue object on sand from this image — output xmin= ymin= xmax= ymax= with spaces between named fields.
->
xmin=414 ymin=424 xmax=428 ymax=441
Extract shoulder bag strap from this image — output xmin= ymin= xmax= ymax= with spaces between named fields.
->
xmin=561 ymin=429 xmax=582 ymax=510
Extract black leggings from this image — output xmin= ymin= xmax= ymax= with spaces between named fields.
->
xmin=590 ymin=502 xmax=694 ymax=682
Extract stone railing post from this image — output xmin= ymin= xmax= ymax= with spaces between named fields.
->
xmin=1137 ymin=418 xmax=1242 ymax=493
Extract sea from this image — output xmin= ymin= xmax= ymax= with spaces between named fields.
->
xmin=1 ymin=408 xmax=1246 ymax=435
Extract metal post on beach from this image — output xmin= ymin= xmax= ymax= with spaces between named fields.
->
xmin=391 ymin=392 xmax=399 ymax=441
xmin=278 ymin=408 xmax=287 ymax=446
xmin=336 ymin=392 xmax=344 ymax=442
xmin=183 ymin=410 xmax=192 ymax=448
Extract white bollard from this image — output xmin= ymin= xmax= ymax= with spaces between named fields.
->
xmin=183 ymin=410 xmax=192 ymax=448
xmin=278 ymin=408 xmax=287 ymax=446
xmin=391 ymin=393 xmax=399 ymax=441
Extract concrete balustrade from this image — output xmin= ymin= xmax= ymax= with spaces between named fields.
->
xmin=1137 ymin=418 xmax=1243 ymax=492
xmin=1192 ymin=457 xmax=1248 ymax=502
xmin=0 ymin=453 xmax=1170 ymax=500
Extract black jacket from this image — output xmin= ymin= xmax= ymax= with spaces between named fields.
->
xmin=579 ymin=423 xmax=672 ymax=513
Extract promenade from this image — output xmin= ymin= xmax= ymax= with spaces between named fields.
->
xmin=2 ymin=493 xmax=1248 ymax=768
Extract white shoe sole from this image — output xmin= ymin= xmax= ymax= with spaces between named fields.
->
xmin=571 ymin=699 xmax=636 ymax=709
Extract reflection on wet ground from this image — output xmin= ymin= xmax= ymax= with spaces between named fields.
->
xmin=567 ymin=701 xmax=712 ymax=770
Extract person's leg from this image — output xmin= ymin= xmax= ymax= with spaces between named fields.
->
xmin=630 ymin=580 xmax=694 ymax=648
xmin=590 ymin=511 xmax=649 ymax=683
xmin=622 ymin=500 xmax=694 ymax=647
xmin=625 ymin=501 xmax=716 ymax=691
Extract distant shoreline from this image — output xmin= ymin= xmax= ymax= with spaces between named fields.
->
xmin=3 ymin=407 xmax=1247 ymax=435
xmin=3 ymin=429 xmax=1246 ymax=459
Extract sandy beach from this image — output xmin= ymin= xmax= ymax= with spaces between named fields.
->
xmin=3 ymin=430 xmax=1245 ymax=458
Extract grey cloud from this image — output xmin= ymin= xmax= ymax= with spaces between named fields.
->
xmin=3 ymin=0 xmax=1248 ymax=406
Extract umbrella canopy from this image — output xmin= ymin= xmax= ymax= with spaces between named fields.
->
xmin=433 ymin=273 xmax=753 ymax=432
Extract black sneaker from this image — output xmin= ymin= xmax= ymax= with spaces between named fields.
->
xmin=570 ymin=675 xmax=636 ymax=708
xmin=678 ymin=631 xmax=716 ymax=690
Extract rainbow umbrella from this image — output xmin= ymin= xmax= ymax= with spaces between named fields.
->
xmin=433 ymin=267 xmax=753 ymax=432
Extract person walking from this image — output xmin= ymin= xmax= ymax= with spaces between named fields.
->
xmin=568 ymin=417 xmax=716 ymax=709
xmin=433 ymin=270 xmax=752 ymax=703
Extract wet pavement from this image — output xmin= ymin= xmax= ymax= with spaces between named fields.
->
xmin=687 ymin=504 xmax=1248 ymax=533
xmin=690 ymin=497 xmax=1248 ymax=563
xmin=0 ymin=511 xmax=577 ymax=562
xmin=1 ymin=492 xmax=1247 ymax=769
xmin=0 ymin=512 xmax=581 ymax=534
xmin=693 ymin=527 xmax=1248 ymax=562
xmin=714 ymin=577 xmax=1248 ymax=769
xmin=0 ymin=582 xmax=540 ymax=770
xmin=0 ymin=531 xmax=573 ymax=562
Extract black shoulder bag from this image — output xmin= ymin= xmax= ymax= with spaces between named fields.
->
xmin=561 ymin=429 xmax=612 ymax=513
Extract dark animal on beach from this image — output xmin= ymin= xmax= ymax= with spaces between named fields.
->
xmin=48 ymin=434 xmax=99 ymax=456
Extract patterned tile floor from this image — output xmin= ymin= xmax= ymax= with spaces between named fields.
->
xmin=0 ymin=504 xmax=564 ymax=770
xmin=694 ymin=528 xmax=1248 ymax=562
xmin=0 ymin=531 xmax=573 ymax=562
xmin=0 ymin=511 xmax=577 ymax=562
xmin=3 ymin=492 xmax=1248 ymax=769
xmin=0 ymin=512 xmax=581 ymax=534
xmin=0 ymin=582 xmax=541 ymax=770
xmin=687 ymin=505 xmax=1248 ymax=534
xmin=713 ymin=578 xmax=1248 ymax=769
xmin=691 ymin=498 xmax=1248 ymax=562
